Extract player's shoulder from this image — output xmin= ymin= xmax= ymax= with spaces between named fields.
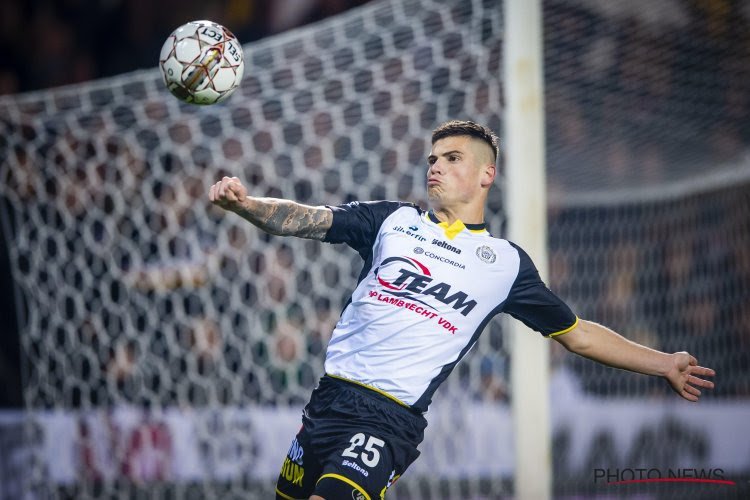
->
xmin=494 ymin=239 xmax=543 ymax=275
xmin=478 ymin=233 xmax=521 ymax=254
xmin=351 ymin=200 xmax=423 ymax=221
xmin=469 ymin=235 xmax=522 ymax=268
xmin=327 ymin=200 xmax=422 ymax=233
xmin=334 ymin=200 xmax=421 ymax=213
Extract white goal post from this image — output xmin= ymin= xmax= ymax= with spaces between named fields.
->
xmin=504 ymin=0 xmax=551 ymax=499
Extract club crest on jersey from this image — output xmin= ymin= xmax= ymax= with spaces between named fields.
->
xmin=374 ymin=256 xmax=477 ymax=316
xmin=475 ymin=245 xmax=497 ymax=264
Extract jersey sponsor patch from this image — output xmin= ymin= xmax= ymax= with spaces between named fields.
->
xmin=374 ymin=256 xmax=477 ymax=317
xmin=393 ymin=224 xmax=426 ymax=242
xmin=342 ymin=459 xmax=369 ymax=477
xmin=286 ymin=437 xmax=304 ymax=465
xmin=414 ymin=246 xmax=466 ymax=269
xmin=431 ymin=238 xmax=461 ymax=254
xmin=367 ymin=290 xmax=458 ymax=333
xmin=279 ymin=457 xmax=305 ymax=486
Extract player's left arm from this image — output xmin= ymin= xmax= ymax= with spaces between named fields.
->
xmin=553 ymin=319 xmax=716 ymax=402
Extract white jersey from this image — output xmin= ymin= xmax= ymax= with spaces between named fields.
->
xmin=322 ymin=202 xmax=577 ymax=412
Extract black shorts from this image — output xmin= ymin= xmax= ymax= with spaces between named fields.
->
xmin=275 ymin=375 xmax=427 ymax=500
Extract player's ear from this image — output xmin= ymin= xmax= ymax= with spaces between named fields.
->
xmin=480 ymin=163 xmax=496 ymax=188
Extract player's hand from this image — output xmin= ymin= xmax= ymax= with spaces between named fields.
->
xmin=664 ymin=351 xmax=715 ymax=402
xmin=209 ymin=176 xmax=248 ymax=212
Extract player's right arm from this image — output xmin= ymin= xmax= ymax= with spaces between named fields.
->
xmin=553 ymin=320 xmax=715 ymax=402
xmin=209 ymin=176 xmax=332 ymax=240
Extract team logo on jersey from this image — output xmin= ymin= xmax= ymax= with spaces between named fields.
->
xmin=475 ymin=245 xmax=497 ymax=264
xmin=374 ymin=256 xmax=476 ymax=316
xmin=414 ymin=247 xmax=424 ymax=254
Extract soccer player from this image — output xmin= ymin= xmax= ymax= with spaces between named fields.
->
xmin=209 ymin=120 xmax=715 ymax=500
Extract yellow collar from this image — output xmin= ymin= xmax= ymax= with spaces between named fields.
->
xmin=427 ymin=211 xmax=488 ymax=240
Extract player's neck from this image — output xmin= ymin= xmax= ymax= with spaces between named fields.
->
xmin=431 ymin=205 xmax=485 ymax=226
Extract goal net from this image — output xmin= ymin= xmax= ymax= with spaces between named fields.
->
xmin=544 ymin=0 xmax=750 ymax=497
xmin=1 ymin=0 xmax=749 ymax=498
xmin=0 ymin=0 xmax=506 ymax=498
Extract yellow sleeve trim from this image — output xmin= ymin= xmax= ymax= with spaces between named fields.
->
xmin=275 ymin=487 xmax=304 ymax=500
xmin=327 ymin=374 xmax=411 ymax=408
xmin=317 ymin=473 xmax=371 ymax=500
xmin=546 ymin=317 xmax=579 ymax=338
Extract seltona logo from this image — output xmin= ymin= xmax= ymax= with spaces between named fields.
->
xmin=342 ymin=459 xmax=369 ymax=477
xmin=475 ymin=245 xmax=496 ymax=264
xmin=374 ymin=256 xmax=476 ymax=316
xmin=431 ymin=238 xmax=461 ymax=254
xmin=393 ymin=225 xmax=426 ymax=242
xmin=414 ymin=247 xmax=465 ymax=269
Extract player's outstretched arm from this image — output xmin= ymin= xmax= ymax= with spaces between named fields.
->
xmin=553 ymin=319 xmax=715 ymax=402
xmin=209 ymin=176 xmax=333 ymax=240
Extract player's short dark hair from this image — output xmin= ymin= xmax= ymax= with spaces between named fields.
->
xmin=431 ymin=120 xmax=499 ymax=161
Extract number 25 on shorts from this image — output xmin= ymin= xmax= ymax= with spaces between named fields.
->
xmin=342 ymin=433 xmax=385 ymax=467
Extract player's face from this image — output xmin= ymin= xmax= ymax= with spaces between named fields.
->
xmin=426 ymin=135 xmax=494 ymax=207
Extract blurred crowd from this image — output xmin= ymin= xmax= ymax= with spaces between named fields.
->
xmin=540 ymin=0 xmax=750 ymax=399
xmin=544 ymin=0 xmax=750 ymax=189
xmin=0 ymin=0 xmax=371 ymax=96
xmin=547 ymin=186 xmax=750 ymax=398
xmin=0 ymin=1 xmax=372 ymax=408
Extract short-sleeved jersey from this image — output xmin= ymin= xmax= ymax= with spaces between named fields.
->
xmin=322 ymin=201 xmax=577 ymax=413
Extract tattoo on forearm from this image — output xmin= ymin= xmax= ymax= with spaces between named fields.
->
xmin=235 ymin=199 xmax=332 ymax=240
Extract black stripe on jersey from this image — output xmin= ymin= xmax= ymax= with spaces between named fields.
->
xmin=502 ymin=242 xmax=577 ymax=336
xmin=413 ymin=242 xmax=576 ymax=411
xmin=413 ymin=301 xmax=506 ymax=412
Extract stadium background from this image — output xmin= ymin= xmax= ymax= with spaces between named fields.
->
xmin=1 ymin=0 xmax=749 ymax=498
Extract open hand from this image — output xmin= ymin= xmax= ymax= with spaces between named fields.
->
xmin=664 ymin=352 xmax=715 ymax=402
xmin=209 ymin=176 xmax=247 ymax=212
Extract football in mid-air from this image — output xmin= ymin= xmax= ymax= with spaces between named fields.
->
xmin=159 ymin=20 xmax=244 ymax=105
